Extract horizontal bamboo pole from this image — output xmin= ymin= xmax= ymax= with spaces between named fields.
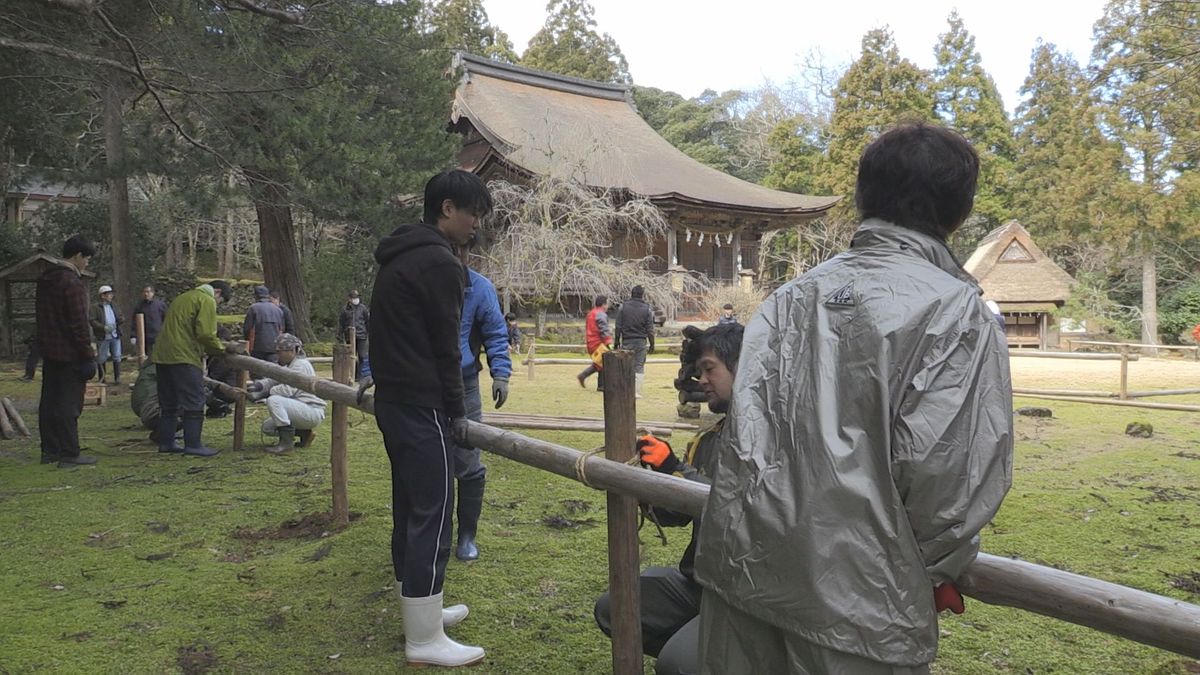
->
xmin=527 ymin=358 xmax=678 ymax=365
xmin=1013 ymin=392 xmax=1200 ymax=413
xmin=488 ymin=412 xmax=698 ymax=431
xmin=1124 ymin=388 xmax=1200 ymax=399
xmin=1010 ymin=351 xmax=1139 ymax=361
xmin=1069 ymin=340 xmax=1196 ymax=352
xmin=221 ymin=352 xmax=1200 ymax=660
xmin=482 ymin=416 xmax=679 ymax=437
xmin=1012 ymin=388 xmax=1116 ymax=398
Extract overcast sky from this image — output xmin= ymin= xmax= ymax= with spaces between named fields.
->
xmin=481 ymin=0 xmax=1110 ymax=113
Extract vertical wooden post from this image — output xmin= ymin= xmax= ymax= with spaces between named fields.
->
xmin=349 ymin=326 xmax=357 ymax=360
xmin=331 ymin=343 xmax=352 ymax=527
xmin=526 ymin=341 xmax=536 ymax=381
xmin=1119 ymin=345 xmax=1129 ymax=400
xmin=601 ymin=350 xmax=642 ymax=674
xmin=232 ymin=368 xmax=248 ymax=452
xmin=135 ymin=313 xmax=146 ymax=368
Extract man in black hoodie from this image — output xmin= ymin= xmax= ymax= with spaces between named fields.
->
xmin=366 ymin=169 xmax=490 ymax=668
xmin=615 ymin=285 xmax=656 ymax=399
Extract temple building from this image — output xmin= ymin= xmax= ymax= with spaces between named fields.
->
xmin=964 ymin=220 xmax=1078 ymax=349
xmin=448 ymin=53 xmax=839 ymax=285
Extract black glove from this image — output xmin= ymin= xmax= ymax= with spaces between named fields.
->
xmin=492 ymin=377 xmax=509 ymax=409
xmin=450 ymin=417 xmax=470 ymax=446
xmin=356 ymin=376 xmax=374 ymax=405
xmin=76 ymin=359 xmax=97 ymax=381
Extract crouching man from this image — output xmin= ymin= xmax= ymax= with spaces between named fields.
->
xmin=594 ymin=322 xmax=743 ymax=675
xmin=246 ymin=333 xmax=325 ymax=454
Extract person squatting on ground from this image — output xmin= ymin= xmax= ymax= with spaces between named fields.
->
xmin=451 ymin=239 xmax=512 ymax=562
xmin=36 ymin=234 xmax=99 ymax=468
xmin=693 ymin=121 xmax=1014 ymax=674
xmin=152 ymin=280 xmax=233 ymax=458
xmin=365 ymin=169 xmax=491 ymax=667
xmin=90 ymin=284 xmax=124 ymax=384
xmin=594 ymin=322 xmax=743 ymax=675
xmin=133 ymin=285 xmax=168 ymax=355
xmin=245 ymin=333 xmax=325 ymax=454
xmin=339 ymin=289 xmax=370 ymax=381
xmin=577 ymin=295 xmax=613 ymax=392
xmin=244 ymin=285 xmax=285 ymax=363
xmin=615 ymin=285 xmax=656 ymax=398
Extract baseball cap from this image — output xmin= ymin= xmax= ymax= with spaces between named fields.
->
xmin=98 ymin=285 xmax=113 ymax=294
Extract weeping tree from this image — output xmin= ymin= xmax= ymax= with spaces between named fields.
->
xmin=481 ymin=175 xmax=708 ymax=336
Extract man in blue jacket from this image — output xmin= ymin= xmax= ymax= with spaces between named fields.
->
xmin=453 ymin=238 xmax=511 ymax=561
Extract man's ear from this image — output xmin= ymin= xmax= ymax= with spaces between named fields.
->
xmin=441 ymin=198 xmax=456 ymax=219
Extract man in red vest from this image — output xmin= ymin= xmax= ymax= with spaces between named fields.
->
xmin=577 ymin=295 xmax=613 ymax=392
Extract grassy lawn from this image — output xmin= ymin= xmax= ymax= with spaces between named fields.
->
xmin=1 ymin=355 xmax=1198 ymax=674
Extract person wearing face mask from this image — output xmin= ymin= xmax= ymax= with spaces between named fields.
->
xmin=339 ymin=289 xmax=370 ymax=381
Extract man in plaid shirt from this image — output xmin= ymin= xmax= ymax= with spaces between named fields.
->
xmin=36 ymin=234 xmax=99 ymax=468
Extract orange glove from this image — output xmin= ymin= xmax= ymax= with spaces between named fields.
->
xmin=637 ymin=435 xmax=680 ymax=473
xmin=933 ymin=583 xmax=964 ymax=614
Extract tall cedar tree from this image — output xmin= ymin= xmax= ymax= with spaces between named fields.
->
xmin=429 ymin=0 xmax=518 ymax=62
xmin=1092 ymin=0 xmax=1200 ymax=345
xmin=932 ymin=10 xmax=1015 ymax=240
xmin=631 ymin=86 xmax=739 ymax=173
xmin=521 ymin=0 xmax=630 ymax=84
xmin=824 ymin=28 xmax=934 ymax=204
xmin=1010 ymin=43 xmax=1125 ymax=253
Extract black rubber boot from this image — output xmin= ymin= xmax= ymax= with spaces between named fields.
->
xmin=181 ymin=412 xmax=218 ymax=457
xmin=596 ymin=369 xmax=605 ymax=393
xmin=112 ymin=360 xmax=121 ymax=385
xmin=265 ymin=426 xmax=295 ymax=454
xmin=157 ymin=415 xmax=183 ymax=452
xmin=296 ymin=429 xmax=314 ymax=448
xmin=455 ymin=477 xmax=485 ymax=561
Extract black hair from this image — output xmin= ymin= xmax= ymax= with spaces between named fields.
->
xmin=594 ymin=295 xmax=608 ymax=307
xmin=62 ymin=234 xmax=95 ymax=259
xmin=505 ymin=312 xmax=516 ymax=321
xmin=631 ymin=285 xmax=644 ymax=299
xmin=422 ymin=170 xmax=493 ymax=226
xmin=143 ymin=285 xmax=155 ymax=292
xmin=854 ymin=121 xmax=980 ymax=241
xmin=269 ymin=290 xmax=281 ymax=300
xmin=723 ymin=303 xmax=734 ymax=310
xmin=696 ymin=323 xmax=744 ymax=374
xmin=209 ymin=279 xmax=233 ymax=304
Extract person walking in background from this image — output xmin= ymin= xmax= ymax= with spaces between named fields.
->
xmin=20 ymin=333 xmax=40 ymax=382
xmin=694 ymin=122 xmax=1013 ymax=673
xmin=717 ymin=303 xmax=738 ymax=325
xmin=246 ymin=333 xmax=325 ymax=454
xmin=270 ymin=289 xmax=296 ymax=336
xmin=338 ymin=289 xmax=370 ymax=381
xmin=505 ymin=313 xmax=522 ymax=353
xmin=577 ymin=296 xmax=612 ymax=392
xmin=451 ymin=241 xmax=512 ymax=562
xmin=615 ymin=285 xmax=655 ymax=398
xmin=36 ymin=234 xmax=98 ymax=468
xmin=152 ymin=280 xmax=233 ymax=457
xmin=365 ymin=169 xmax=490 ymax=667
xmin=133 ymin=285 xmax=168 ymax=355
xmin=90 ymin=284 xmax=124 ymax=384
xmin=243 ymin=285 xmax=284 ymax=362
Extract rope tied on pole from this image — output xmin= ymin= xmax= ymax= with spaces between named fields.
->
xmin=574 ymin=446 xmax=641 ymax=488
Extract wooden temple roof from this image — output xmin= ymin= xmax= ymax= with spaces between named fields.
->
xmin=450 ymin=53 xmax=840 ymax=232
xmin=963 ymin=220 xmax=1075 ymax=305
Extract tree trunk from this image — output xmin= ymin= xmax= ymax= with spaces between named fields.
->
xmin=1140 ymin=241 xmax=1158 ymax=356
xmin=536 ymin=306 xmax=547 ymax=338
xmin=243 ymin=167 xmax=313 ymax=341
xmin=102 ymin=77 xmax=134 ymax=353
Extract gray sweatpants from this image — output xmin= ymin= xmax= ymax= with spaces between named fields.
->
xmin=698 ymin=593 xmax=932 ymax=675
xmin=262 ymin=396 xmax=325 ymax=433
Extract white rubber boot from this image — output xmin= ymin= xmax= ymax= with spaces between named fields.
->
xmin=635 ymin=373 xmax=644 ymax=399
xmin=401 ymin=593 xmax=485 ymax=667
xmin=396 ymin=584 xmax=468 ymax=627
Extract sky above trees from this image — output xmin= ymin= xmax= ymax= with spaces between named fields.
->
xmin=482 ymin=0 xmax=1106 ymax=112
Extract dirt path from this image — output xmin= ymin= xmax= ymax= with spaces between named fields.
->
xmin=1011 ymin=353 xmax=1200 ymax=394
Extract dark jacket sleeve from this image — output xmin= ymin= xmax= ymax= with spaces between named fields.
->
xmin=338 ymin=306 xmax=350 ymax=335
xmin=424 ymin=259 xmax=467 ymax=418
xmin=69 ymin=280 xmax=95 ymax=359
xmin=89 ymin=302 xmax=105 ymax=337
xmin=242 ymin=306 xmax=255 ymax=338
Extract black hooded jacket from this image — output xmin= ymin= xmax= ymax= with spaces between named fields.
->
xmin=369 ymin=223 xmax=466 ymax=418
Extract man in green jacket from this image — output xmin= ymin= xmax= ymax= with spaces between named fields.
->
xmin=151 ymin=281 xmax=233 ymax=456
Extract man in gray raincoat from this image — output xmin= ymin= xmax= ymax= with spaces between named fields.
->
xmin=694 ymin=121 xmax=1013 ymax=674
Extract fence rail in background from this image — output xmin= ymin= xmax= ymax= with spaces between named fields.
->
xmin=218 ymin=349 xmax=1200 ymax=662
xmin=1067 ymin=339 xmax=1199 ymax=359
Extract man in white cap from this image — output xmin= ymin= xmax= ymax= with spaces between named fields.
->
xmin=245 ymin=333 xmax=326 ymax=453
xmin=89 ymin=284 xmax=124 ymax=384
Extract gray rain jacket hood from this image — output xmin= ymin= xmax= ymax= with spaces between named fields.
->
xmin=693 ymin=219 xmax=1013 ymax=666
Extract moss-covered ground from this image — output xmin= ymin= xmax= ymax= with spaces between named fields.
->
xmin=0 ymin=354 xmax=1198 ymax=674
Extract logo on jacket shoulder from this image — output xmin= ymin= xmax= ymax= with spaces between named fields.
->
xmin=824 ymin=283 xmax=856 ymax=307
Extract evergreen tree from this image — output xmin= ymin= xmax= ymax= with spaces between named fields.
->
xmin=428 ymin=0 xmax=518 ymax=63
xmin=521 ymin=0 xmax=630 ymax=84
xmin=932 ymin=10 xmax=1014 ymax=235
xmin=632 ymin=86 xmax=738 ymax=172
xmin=1010 ymin=43 xmax=1125 ymax=252
xmin=824 ymin=27 xmax=934 ymax=200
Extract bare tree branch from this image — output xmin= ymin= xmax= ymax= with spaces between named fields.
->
xmin=0 ymin=35 xmax=139 ymax=75
xmin=220 ymin=0 xmax=305 ymax=24
xmin=40 ymin=0 xmax=97 ymax=13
